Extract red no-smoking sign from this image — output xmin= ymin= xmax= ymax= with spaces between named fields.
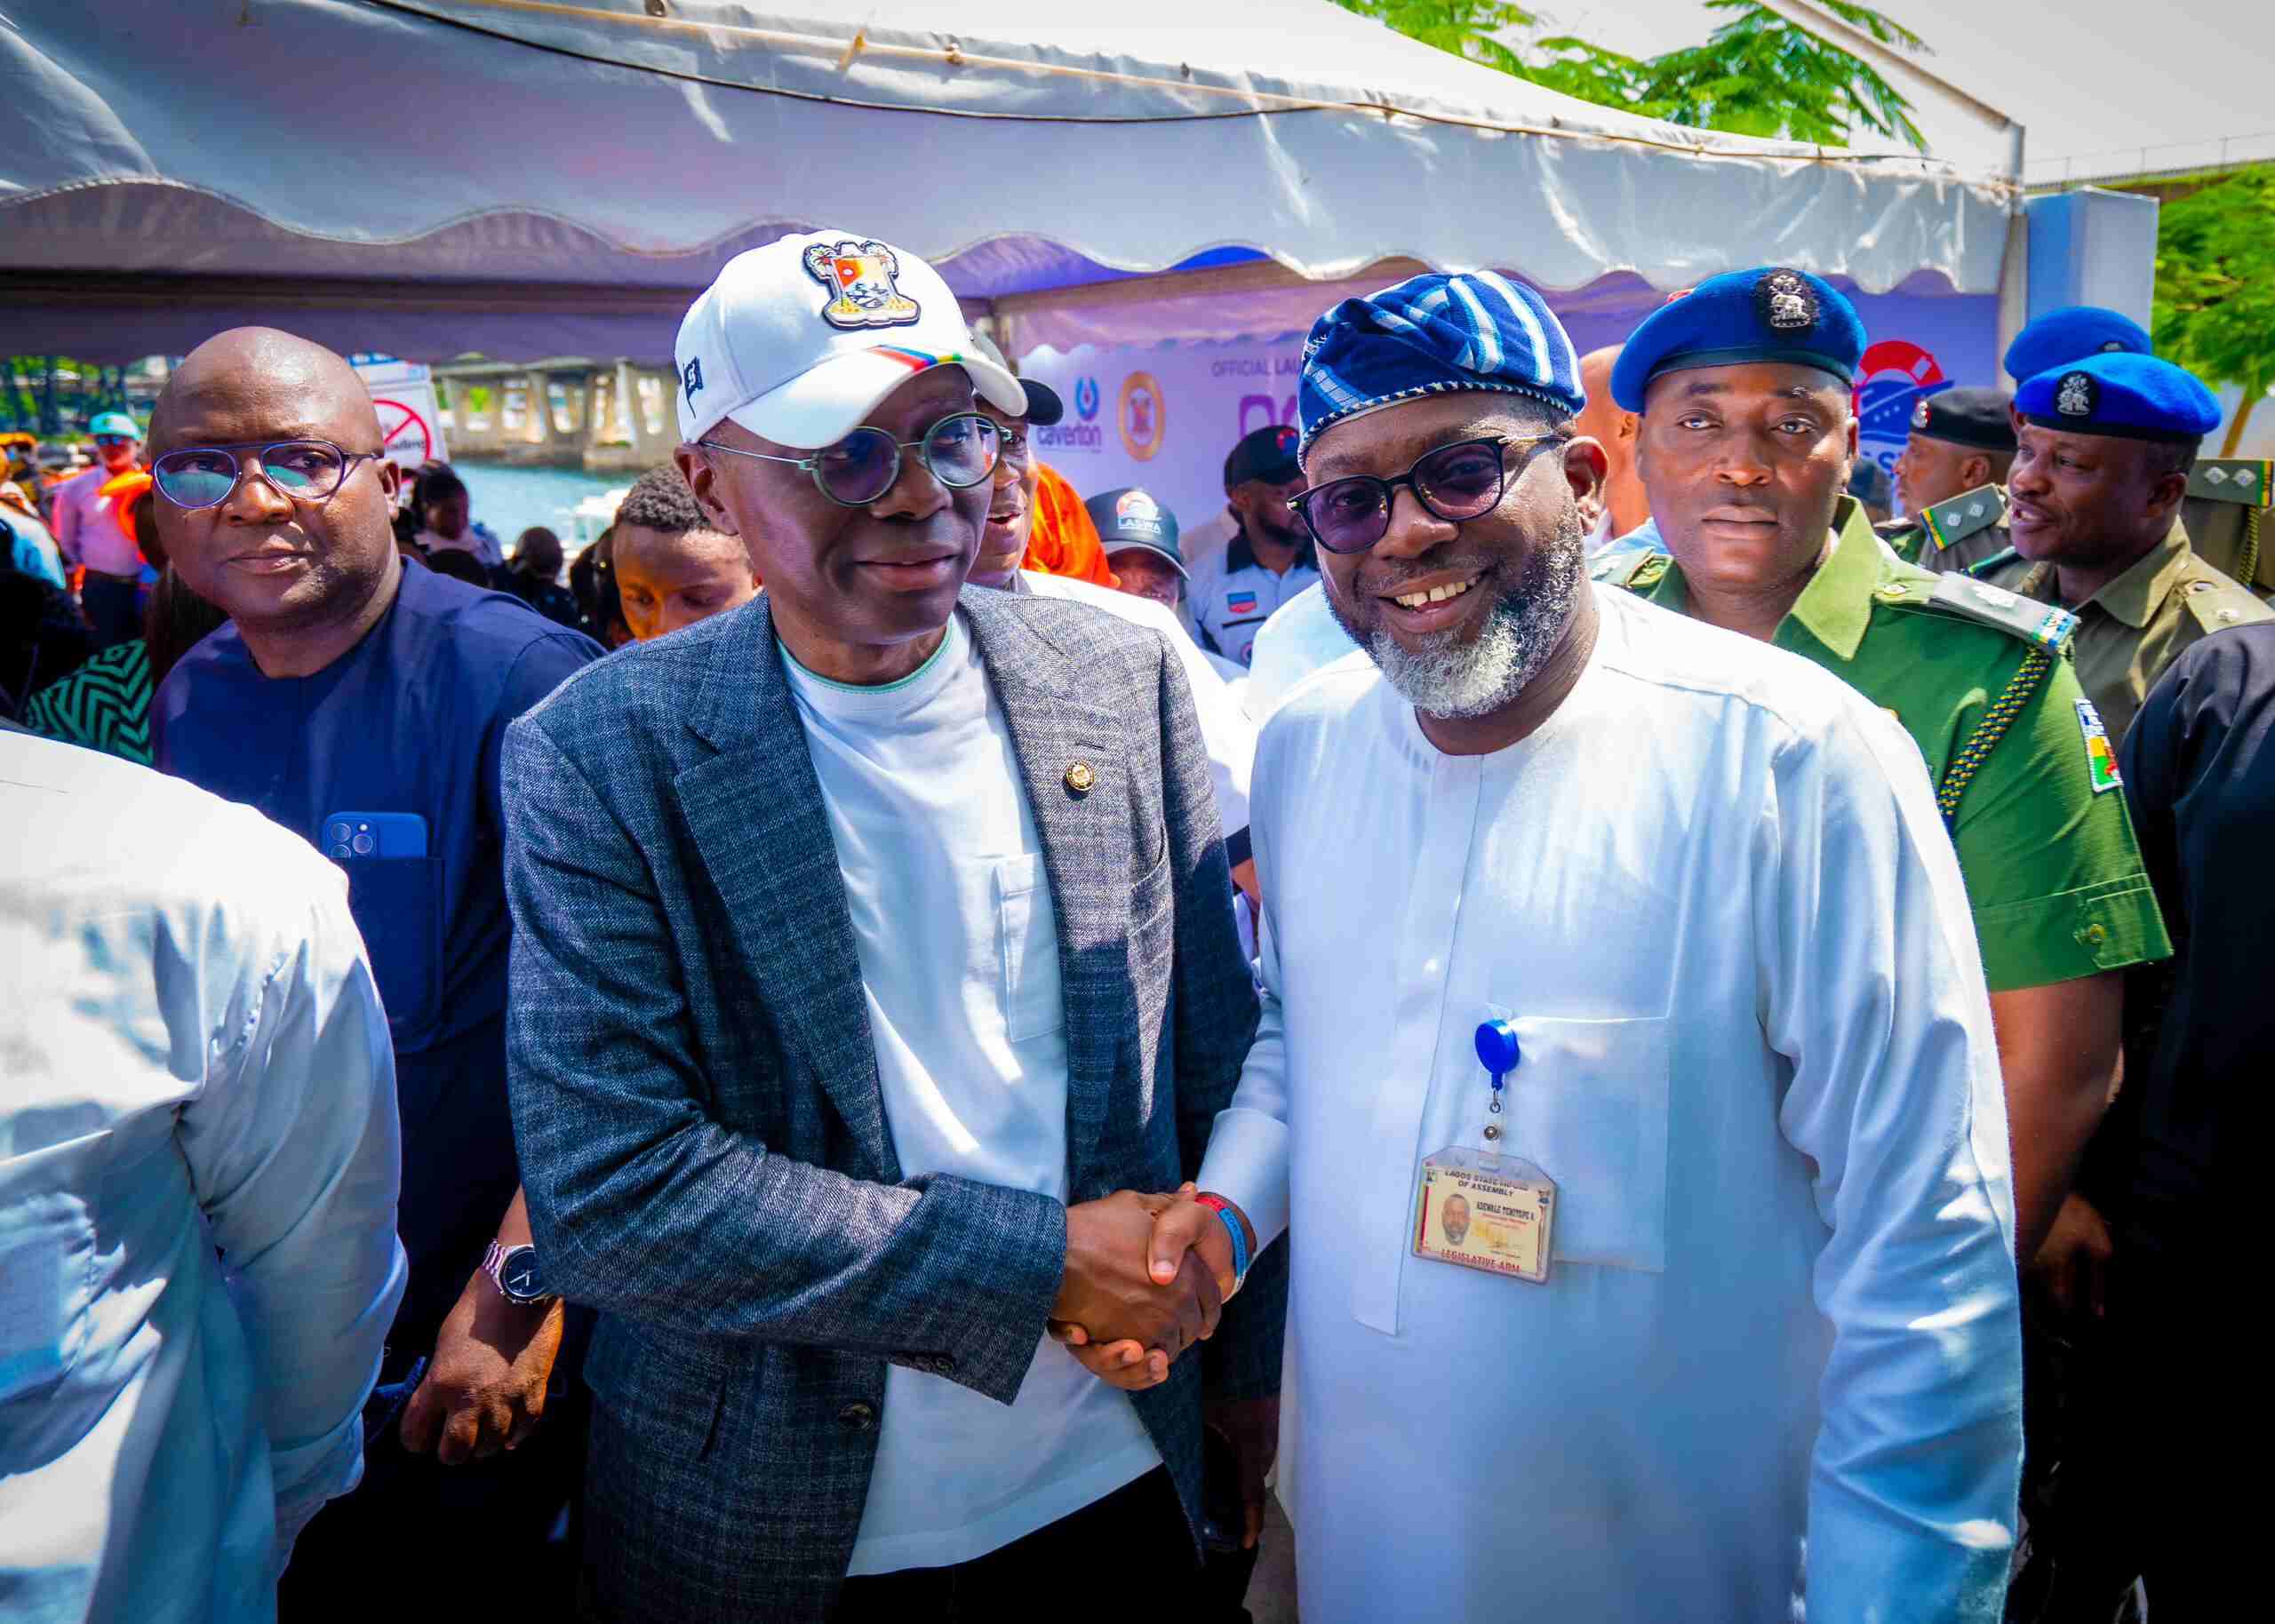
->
xmin=372 ymin=398 xmax=435 ymax=469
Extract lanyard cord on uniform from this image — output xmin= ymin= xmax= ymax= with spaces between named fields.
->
xmin=1935 ymin=649 xmax=2055 ymax=833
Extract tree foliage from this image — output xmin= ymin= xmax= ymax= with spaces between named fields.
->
xmin=1336 ymin=0 xmax=1931 ymax=151
xmin=2150 ymin=166 xmax=2275 ymax=457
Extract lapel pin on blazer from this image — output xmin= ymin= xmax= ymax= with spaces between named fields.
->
xmin=1063 ymin=761 xmax=1098 ymax=796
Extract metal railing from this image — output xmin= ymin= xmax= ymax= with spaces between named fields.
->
xmin=2025 ymin=130 xmax=2275 ymax=189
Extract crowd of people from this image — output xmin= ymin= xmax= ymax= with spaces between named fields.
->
xmin=2 ymin=221 xmax=2267 ymax=1624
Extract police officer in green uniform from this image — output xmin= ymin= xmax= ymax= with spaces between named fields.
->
xmin=1880 ymin=386 xmax=2017 ymax=571
xmin=1598 ymin=266 xmax=2170 ymax=1261
xmin=1970 ymin=352 xmax=2273 ymax=744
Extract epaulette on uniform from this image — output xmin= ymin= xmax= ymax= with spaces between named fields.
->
xmin=1965 ymin=545 xmax=2021 ymax=579
xmin=2186 ymin=458 xmax=2271 ymax=508
xmin=2177 ymin=573 xmax=2272 ymax=635
xmin=1918 ymin=483 xmax=2007 ymax=554
xmin=1883 ymin=569 xmax=2078 ymax=830
xmin=1588 ymin=545 xmax=1667 ymax=588
xmin=2183 ymin=458 xmax=2271 ymax=593
xmin=1920 ymin=570 xmax=2079 ymax=654
xmin=1620 ymin=552 xmax=1671 ymax=592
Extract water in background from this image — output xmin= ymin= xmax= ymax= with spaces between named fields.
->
xmin=455 ymin=460 xmax=634 ymax=555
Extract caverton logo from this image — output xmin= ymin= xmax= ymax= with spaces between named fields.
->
xmin=1037 ymin=372 xmax=1106 ymax=453
xmin=802 ymin=239 xmax=922 ymax=330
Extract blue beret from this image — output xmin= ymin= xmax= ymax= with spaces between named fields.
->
xmin=2016 ymin=353 xmax=2220 ymax=445
xmin=1610 ymin=267 xmax=1865 ymax=412
xmin=2001 ymin=306 xmax=2151 ymax=385
xmin=1297 ymin=271 xmax=1584 ymax=461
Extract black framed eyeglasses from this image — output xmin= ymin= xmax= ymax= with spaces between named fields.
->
xmin=152 ymin=439 xmax=380 ymax=511
xmin=698 ymin=411 xmax=1002 ymax=508
xmin=1286 ymin=434 xmax=1565 ymax=554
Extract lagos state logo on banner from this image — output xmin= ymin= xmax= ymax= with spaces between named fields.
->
xmin=1120 ymin=371 xmax=1166 ymax=462
xmin=803 ymin=239 xmax=922 ymax=330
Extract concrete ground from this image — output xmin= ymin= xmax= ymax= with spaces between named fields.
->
xmin=1244 ymin=1493 xmax=1298 ymax=1623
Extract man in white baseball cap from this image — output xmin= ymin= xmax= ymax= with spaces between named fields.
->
xmin=501 ymin=229 xmax=1282 ymax=1620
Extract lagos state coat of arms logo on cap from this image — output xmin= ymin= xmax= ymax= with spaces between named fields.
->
xmin=2056 ymin=371 xmax=2097 ymax=418
xmin=1756 ymin=268 xmax=1816 ymax=331
xmin=1912 ymin=397 xmax=1931 ymax=430
xmin=802 ymin=239 xmax=922 ymax=330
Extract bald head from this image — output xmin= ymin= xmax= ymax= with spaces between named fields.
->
xmin=148 ymin=327 xmax=403 ymax=671
xmin=1573 ymin=345 xmax=1648 ymax=537
xmin=151 ymin=328 xmax=381 ymax=455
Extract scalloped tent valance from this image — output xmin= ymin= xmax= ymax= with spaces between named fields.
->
xmin=0 ymin=0 xmax=2018 ymax=362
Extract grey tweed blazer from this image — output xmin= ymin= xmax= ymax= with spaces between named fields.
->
xmin=500 ymin=586 xmax=1271 ymax=1620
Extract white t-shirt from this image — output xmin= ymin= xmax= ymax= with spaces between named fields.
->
xmin=781 ymin=611 xmax=1161 ymax=1576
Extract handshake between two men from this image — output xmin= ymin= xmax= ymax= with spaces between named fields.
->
xmin=1049 ymin=1184 xmax=1277 ymax=1548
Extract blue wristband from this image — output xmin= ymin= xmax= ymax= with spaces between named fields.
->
xmin=1212 ymin=1204 xmax=1251 ymax=1293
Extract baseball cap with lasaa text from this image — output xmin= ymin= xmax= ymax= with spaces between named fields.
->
xmin=1085 ymin=486 xmax=1186 ymax=577
xmin=675 ymin=230 xmax=1026 ymax=450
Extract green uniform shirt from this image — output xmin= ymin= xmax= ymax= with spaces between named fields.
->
xmin=1613 ymin=498 xmax=2169 ymax=991
xmin=1976 ymin=517 xmax=2275 ymax=745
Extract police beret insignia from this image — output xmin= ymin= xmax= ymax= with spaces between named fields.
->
xmin=1756 ymin=269 xmax=1816 ymax=332
xmin=1912 ymin=397 xmax=1931 ymax=430
xmin=2055 ymin=371 xmax=2097 ymax=418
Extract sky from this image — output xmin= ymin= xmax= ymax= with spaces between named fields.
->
xmin=1539 ymin=0 xmax=2275 ymax=180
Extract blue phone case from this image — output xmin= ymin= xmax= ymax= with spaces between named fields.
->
xmin=321 ymin=811 xmax=429 ymax=861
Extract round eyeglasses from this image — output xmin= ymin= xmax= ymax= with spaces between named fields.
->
xmin=698 ymin=411 xmax=1001 ymax=508
xmin=152 ymin=439 xmax=380 ymax=511
xmin=1286 ymin=434 xmax=1565 ymax=554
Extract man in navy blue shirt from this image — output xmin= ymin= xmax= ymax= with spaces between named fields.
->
xmin=2022 ymin=623 xmax=2274 ymax=1617
xmin=149 ymin=329 xmax=601 ymax=1612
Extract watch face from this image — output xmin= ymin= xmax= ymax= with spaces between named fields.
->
xmin=500 ymin=1246 xmax=547 ymax=1302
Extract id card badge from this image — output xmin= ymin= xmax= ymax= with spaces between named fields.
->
xmin=1414 ymin=1146 xmax=1556 ymax=1285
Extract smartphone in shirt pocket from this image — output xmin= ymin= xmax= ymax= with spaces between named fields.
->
xmin=994 ymin=853 xmax=1067 ymax=1043
xmin=323 ymin=810 xmax=442 ymax=1035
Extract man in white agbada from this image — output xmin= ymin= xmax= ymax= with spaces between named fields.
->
xmin=1086 ymin=273 xmax=2024 ymax=1620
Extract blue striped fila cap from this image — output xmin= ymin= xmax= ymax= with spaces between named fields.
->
xmin=1297 ymin=270 xmax=1585 ymax=463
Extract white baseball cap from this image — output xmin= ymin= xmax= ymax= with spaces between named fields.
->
xmin=674 ymin=229 xmax=1025 ymax=450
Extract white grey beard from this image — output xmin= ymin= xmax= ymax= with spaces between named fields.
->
xmin=1365 ymin=508 xmax=1588 ymax=720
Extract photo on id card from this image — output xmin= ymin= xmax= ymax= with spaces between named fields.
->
xmin=1414 ymin=1146 xmax=1556 ymax=1284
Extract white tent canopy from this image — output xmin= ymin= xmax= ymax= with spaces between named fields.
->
xmin=0 ymin=0 xmax=2017 ymax=363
